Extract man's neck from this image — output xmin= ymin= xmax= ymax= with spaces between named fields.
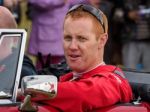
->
xmin=73 ymin=62 xmax=105 ymax=78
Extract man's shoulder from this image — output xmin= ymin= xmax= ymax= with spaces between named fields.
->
xmin=59 ymin=65 xmax=125 ymax=81
xmin=88 ymin=65 xmax=125 ymax=79
xmin=97 ymin=65 xmax=118 ymax=71
xmin=98 ymin=65 xmax=125 ymax=78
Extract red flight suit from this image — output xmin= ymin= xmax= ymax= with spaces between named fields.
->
xmin=41 ymin=65 xmax=133 ymax=112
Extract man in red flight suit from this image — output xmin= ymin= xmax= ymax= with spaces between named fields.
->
xmin=37 ymin=4 xmax=133 ymax=112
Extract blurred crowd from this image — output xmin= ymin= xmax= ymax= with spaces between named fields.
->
xmin=0 ymin=0 xmax=150 ymax=71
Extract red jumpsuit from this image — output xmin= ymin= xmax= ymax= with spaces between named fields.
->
xmin=41 ymin=65 xmax=133 ymax=112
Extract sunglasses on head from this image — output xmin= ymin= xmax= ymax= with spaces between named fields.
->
xmin=67 ymin=4 xmax=105 ymax=33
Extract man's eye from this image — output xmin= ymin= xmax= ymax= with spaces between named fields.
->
xmin=78 ymin=36 xmax=87 ymax=42
xmin=64 ymin=36 xmax=72 ymax=41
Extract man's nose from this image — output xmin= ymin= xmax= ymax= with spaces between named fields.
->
xmin=69 ymin=39 xmax=78 ymax=50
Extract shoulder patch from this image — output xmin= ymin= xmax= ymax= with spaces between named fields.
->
xmin=114 ymin=70 xmax=126 ymax=79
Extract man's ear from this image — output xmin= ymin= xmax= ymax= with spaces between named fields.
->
xmin=98 ymin=33 xmax=108 ymax=49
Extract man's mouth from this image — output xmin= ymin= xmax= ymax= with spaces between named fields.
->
xmin=68 ymin=54 xmax=80 ymax=60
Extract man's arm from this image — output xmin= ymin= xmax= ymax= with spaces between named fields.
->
xmin=42 ymin=74 xmax=132 ymax=111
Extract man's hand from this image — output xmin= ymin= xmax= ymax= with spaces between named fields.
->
xmin=128 ymin=10 xmax=140 ymax=21
xmin=17 ymin=88 xmax=24 ymax=100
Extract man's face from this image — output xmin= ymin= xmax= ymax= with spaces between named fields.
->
xmin=63 ymin=17 xmax=102 ymax=73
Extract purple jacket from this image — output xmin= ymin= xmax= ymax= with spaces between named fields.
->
xmin=28 ymin=0 xmax=88 ymax=56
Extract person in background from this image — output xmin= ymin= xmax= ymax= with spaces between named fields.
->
xmin=0 ymin=6 xmax=36 ymax=87
xmin=121 ymin=0 xmax=150 ymax=71
xmin=25 ymin=4 xmax=132 ymax=112
xmin=26 ymin=0 xmax=88 ymax=69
